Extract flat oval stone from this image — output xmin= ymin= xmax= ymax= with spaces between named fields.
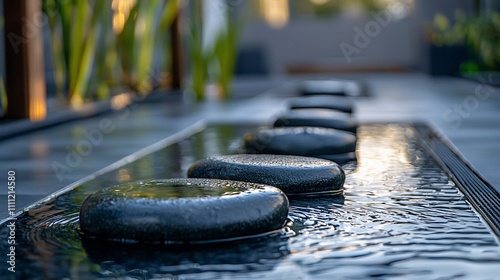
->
xmin=243 ymin=127 xmax=357 ymax=156
xmin=300 ymin=80 xmax=363 ymax=97
xmin=188 ymin=154 xmax=345 ymax=195
xmin=289 ymin=96 xmax=354 ymax=114
xmin=274 ymin=109 xmax=357 ymax=133
xmin=80 ymin=178 xmax=289 ymax=242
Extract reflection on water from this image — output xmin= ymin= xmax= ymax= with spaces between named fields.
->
xmin=82 ymin=232 xmax=290 ymax=278
xmin=1 ymin=124 xmax=499 ymax=279
xmin=95 ymin=181 xmax=246 ymax=199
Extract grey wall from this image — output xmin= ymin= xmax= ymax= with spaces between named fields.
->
xmin=238 ymin=0 xmax=474 ymax=75
xmin=240 ymin=14 xmax=416 ymax=74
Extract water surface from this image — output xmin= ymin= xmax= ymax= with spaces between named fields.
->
xmin=1 ymin=124 xmax=499 ymax=279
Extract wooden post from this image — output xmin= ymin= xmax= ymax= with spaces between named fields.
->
xmin=170 ymin=12 xmax=183 ymax=90
xmin=3 ymin=0 xmax=46 ymax=120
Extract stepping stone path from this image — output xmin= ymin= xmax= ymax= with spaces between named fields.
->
xmin=243 ymin=127 xmax=357 ymax=156
xmin=274 ymin=109 xmax=357 ymax=133
xmin=289 ymin=96 xmax=354 ymax=114
xmin=79 ymin=79 xmax=360 ymax=244
xmin=80 ymin=178 xmax=289 ymax=242
xmin=188 ymin=154 xmax=345 ymax=195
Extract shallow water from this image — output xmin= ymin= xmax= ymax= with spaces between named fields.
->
xmin=1 ymin=124 xmax=499 ymax=279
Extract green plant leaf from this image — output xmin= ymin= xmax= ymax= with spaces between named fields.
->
xmin=0 ymin=75 xmax=7 ymax=112
xmin=94 ymin=2 xmax=117 ymax=99
xmin=434 ymin=14 xmax=449 ymax=31
xmin=188 ymin=0 xmax=207 ymax=101
xmin=117 ymin=0 xmax=164 ymax=93
xmin=135 ymin=0 xmax=160 ymax=93
xmin=160 ymin=0 xmax=181 ymax=30
xmin=213 ymin=9 xmax=244 ymax=100
xmin=55 ymin=0 xmax=72 ymax=93
xmin=70 ymin=0 xmax=105 ymax=105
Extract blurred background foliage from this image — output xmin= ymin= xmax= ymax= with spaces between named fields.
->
xmin=43 ymin=0 xmax=106 ymax=107
xmin=426 ymin=9 xmax=500 ymax=72
xmin=42 ymin=0 xmax=244 ymax=106
xmin=213 ymin=13 xmax=241 ymax=100
xmin=188 ymin=0 xmax=206 ymax=102
xmin=42 ymin=0 xmax=180 ymax=107
xmin=0 ymin=73 xmax=5 ymax=114
xmin=188 ymin=0 xmax=245 ymax=102
xmin=117 ymin=0 xmax=171 ymax=95
xmin=35 ymin=0 xmax=415 ymax=106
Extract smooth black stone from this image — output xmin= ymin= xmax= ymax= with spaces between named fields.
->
xmin=188 ymin=154 xmax=345 ymax=195
xmin=243 ymin=127 xmax=357 ymax=156
xmin=274 ymin=109 xmax=357 ymax=133
xmin=289 ymin=96 xmax=354 ymax=114
xmin=300 ymin=80 xmax=362 ymax=97
xmin=80 ymin=178 xmax=289 ymax=242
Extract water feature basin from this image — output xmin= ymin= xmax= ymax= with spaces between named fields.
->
xmin=1 ymin=123 xmax=499 ymax=279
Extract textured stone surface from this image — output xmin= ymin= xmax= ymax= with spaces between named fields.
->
xmin=188 ymin=154 xmax=345 ymax=194
xmin=243 ymin=127 xmax=357 ymax=155
xmin=274 ymin=109 xmax=357 ymax=133
xmin=300 ymin=80 xmax=362 ymax=97
xmin=289 ymin=96 xmax=354 ymax=114
xmin=80 ymin=178 xmax=289 ymax=242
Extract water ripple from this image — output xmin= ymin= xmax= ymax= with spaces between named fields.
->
xmin=1 ymin=124 xmax=499 ymax=279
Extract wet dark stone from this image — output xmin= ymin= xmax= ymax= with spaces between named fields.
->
xmin=188 ymin=154 xmax=345 ymax=195
xmin=243 ymin=127 xmax=357 ymax=156
xmin=289 ymin=96 xmax=354 ymax=114
xmin=274 ymin=109 xmax=357 ymax=133
xmin=300 ymin=80 xmax=362 ymax=97
xmin=80 ymin=178 xmax=289 ymax=242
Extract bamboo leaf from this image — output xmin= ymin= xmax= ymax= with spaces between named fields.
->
xmin=95 ymin=2 xmax=117 ymax=98
xmin=43 ymin=0 xmax=66 ymax=100
xmin=189 ymin=0 xmax=207 ymax=101
xmin=68 ymin=0 xmax=87 ymax=98
xmin=55 ymin=0 xmax=72 ymax=94
xmin=135 ymin=0 xmax=159 ymax=92
xmin=70 ymin=0 xmax=105 ymax=105
xmin=118 ymin=2 xmax=141 ymax=87
xmin=213 ymin=10 xmax=243 ymax=100
xmin=0 ymin=75 xmax=7 ymax=112
xmin=160 ymin=0 xmax=181 ymax=30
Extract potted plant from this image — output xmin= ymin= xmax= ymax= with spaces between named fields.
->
xmin=425 ymin=10 xmax=500 ymax=75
